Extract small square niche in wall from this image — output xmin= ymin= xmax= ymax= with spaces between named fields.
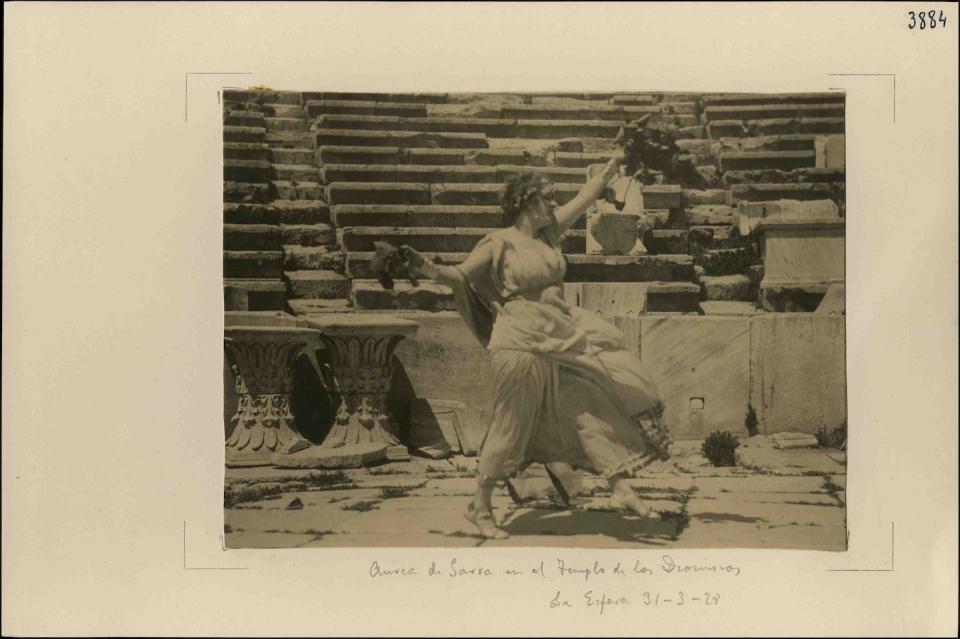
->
xmin=689 ymin=397 xmax=705 ymax=411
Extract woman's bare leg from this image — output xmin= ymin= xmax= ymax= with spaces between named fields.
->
xmin=465 ymin=477 xmax=509 ymax=539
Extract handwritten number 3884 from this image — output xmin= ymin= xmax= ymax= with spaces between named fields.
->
xmin=908 ymin=10 xmax=947 ymax=30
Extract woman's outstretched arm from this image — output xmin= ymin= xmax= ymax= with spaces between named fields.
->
xmin=401 ymin=242 xmax=493 ymax=287
xmin=553 ymin=158 xmax=620 ymax=233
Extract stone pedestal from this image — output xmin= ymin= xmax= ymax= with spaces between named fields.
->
xmin=224 ymin=326 xmax=318 ymax=467
xmin=757 ymin=219 xmax=845 ymax=312
xmin=815 ymin=135 xmax=845 ymax=170
xmin=302 ymin=314 xmax=419 ymax=456
xmin=587 ymin=171 xmax=652 ymax=255
xmin=736 ymin=199 xmax=839 ymax=236
xmin=587 ymin=211 xmax=649 ymax=255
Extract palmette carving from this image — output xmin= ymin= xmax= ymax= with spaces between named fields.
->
xmin=224 ymin=334 xmax=309 ymax=457
xmin=318 ymin=334 xmax=406 ymax=448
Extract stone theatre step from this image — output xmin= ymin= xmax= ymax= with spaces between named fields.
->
xmin=224 ymin=250 xmax=284 ymax=278
xmin=717 ymin=150 xmax=817 ymax=172
xmin=350 ymin=280 xmax=456 ymax=312
xmin=224 ymin=278 xmax=286 ymax=312
xmin=728 ymin=182 xmax=844 ymax=203
xmin=272 ymin=180 xmax=326 ymax=200
xmin=701 ymin=274 xmax=755 ymax=302
xmin=710 ymin=133 xmax=824 ymax=152
xmin=306 ymin=100 xmax=429 ymax=118
xmin=272 ymin=163 xmax=322 ymax=182
xmin=554 ymin=151 xmax=626 ymax=168
xmin=224 ymin=159 xmax=273 ymax=182
xmin=431 ymin=182 xmax=580 ymax=206
xmin=565 ymin=281 xmax=703 ymax=314
xmin=635 ymin=184 xmax=684 ymax=210
xmin=224 ymin=110 xmax=265 ymax=127
xmin=320 ymin=164 xmax=586 ymax=185
xmin=286 ymin=298 xmax=352 ymax=315
xmin=721 ymin=167 xmax=845 ymax=185
xmin=704 ymin=103 xmax=845 ymax=122
xmin=224 ymin=224 xmax=335 ymax=250
xmin=505 ymin=104 xmax=698 ymax=127
xmin=345 ymin=251 xmax=695 ymax=282
xmin=332 ymin=205 xmax=504 ymax=228
xmin=646 ymin=230 xmax=689 ymax=254
xmin=266 ymin=131 xmax=315 ymax=148
xmin=339 ymin=226 xmax=585 ymax=253
xmin=317 ymin=146 xmax=546 ymax=166
xmin=302 ymin=91 xmax=449 ymax=104
xmin=223 ymin=181 xmax=271 ymax=204
xmin=315 ymin=114 xmax=622 ymax=139
xmin=270 ymin=147 xmax=315 ymax=165
xmin=223 ymin=90 xmax=302 ymax=105
xmin=224 ymin=201 xmax=331 ymax=225
xmin=262 ymin=103 xmax=306 ymax=118
xmin=350 ymin=279 xmax=701 ymax=313
xmin=282 ymin=245 xmax=345 ymax=272
xmin=224 ymin=126 xmax=266 ymax=143
xmin=315 ymin=128 xmax=489 ymax=149
xmin=224 ymin=142 xmax=271 ymax=161
xmin=264 ymin=117 xmax=309 ymax=132
xmin=284 ymin=270 xmax=350 ymax=299
xmin=702 ymin=92 xmax=845 ymax=107
xmin=326 ymin=181 xmax=580 ymax=207
xmin=708 ymin=118 xmax=845 ymax=138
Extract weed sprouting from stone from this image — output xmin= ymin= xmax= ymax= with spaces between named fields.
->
xmin=745 ymin=403 xmax=759 ymax=437
xmin=701 ymin=431 xmax=741 ymax=467
xmin=224 ymin=472 xmax=356 ymax=508
xmin=224 ymin=484 xmax=286 ymax=508
xmin=341 ymin=500 xmax=380 ymax=512
xmin=379 ymin=486 xmax=413 ymax=499
xmin=368 ymin=466 xmax=410 ymax=476
xmin=815 ymin=423 xmax=847 ymax=449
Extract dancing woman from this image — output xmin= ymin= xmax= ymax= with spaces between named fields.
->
xmin=402 ymin=159 xmax=671 ymax=539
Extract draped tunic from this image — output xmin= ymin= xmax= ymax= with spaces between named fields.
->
xmin=450 ymin=226 xmax=671 ymax=479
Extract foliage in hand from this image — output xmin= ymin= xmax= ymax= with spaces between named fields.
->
xmin=371 ymin=241 xmax=419 ymax=290
xmin=700 ymin=430 xmax=741 ymax=467
xmin=614 ymin=114 xmax=710 ymax=187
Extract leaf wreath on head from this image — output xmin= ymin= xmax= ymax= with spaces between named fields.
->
xmin=502 ymin=174 xmax=553 ymax=218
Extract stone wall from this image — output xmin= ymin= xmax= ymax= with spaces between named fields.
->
xmin=383 ymin=313 xmax=846 ymax=440
xmin=749 ymin=315 xmax=846 ymax=435
xmin=390 ymin=311 xmax=496 ymax=445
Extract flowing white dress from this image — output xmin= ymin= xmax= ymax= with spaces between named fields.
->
xmin=451 ymin=226 xmax=672 ymax=480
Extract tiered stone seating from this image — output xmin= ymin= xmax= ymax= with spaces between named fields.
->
xmin=223 ymin=90 xmax=339 ymax=311
xmin=223 ymin=89 xmax=845 ymax=316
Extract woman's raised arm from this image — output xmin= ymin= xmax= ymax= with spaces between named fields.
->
xmin=401 ymin=241 xmax=493 ymax=288
xmin=553 ymin=158 xmax=620 ymax=233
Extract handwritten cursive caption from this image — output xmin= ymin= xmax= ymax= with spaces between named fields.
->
xmin=368 ymin=555 xmax=739 ymax=613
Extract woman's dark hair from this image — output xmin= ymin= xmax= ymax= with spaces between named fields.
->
xmin=501 ymin=172 xmax=553 ymax=226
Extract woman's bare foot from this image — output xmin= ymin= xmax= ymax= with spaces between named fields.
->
xmin=609 ymin=487 xmax=660 ymax=519
xmin=464 ymin=502 xmax=509 ymax=539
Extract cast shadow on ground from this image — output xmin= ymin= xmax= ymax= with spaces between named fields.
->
xmin=497 ymin=509 xmax=679 ymax=545
xmin=693 ymin=512 xmax=768 ymax=524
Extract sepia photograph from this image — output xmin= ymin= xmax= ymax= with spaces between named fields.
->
xmin=6 ymin=3 xmax=956 ymax=635
xmin=222 ymin=88 xmax=848 ymax=550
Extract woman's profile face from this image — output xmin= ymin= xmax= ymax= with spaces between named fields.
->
xmin=524 ymin=195 xmax=557 ymax=230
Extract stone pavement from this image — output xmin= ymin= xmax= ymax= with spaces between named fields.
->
xmin=224 ymin=440 xmax=846 ymax=551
